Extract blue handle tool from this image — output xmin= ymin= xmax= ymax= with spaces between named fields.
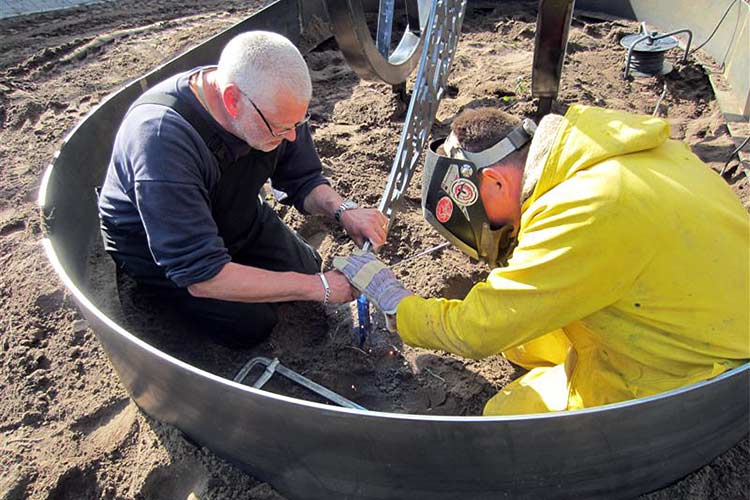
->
xmin=356 ymin=295 xmax=371 ymax=347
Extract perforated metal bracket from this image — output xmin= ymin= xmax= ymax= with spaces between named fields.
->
xmin=377 ymin=0 xmax=468 ymax=222
xmin=355 ymin=0 xmax=466 ymax=346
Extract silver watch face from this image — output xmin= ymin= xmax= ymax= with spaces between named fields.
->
xmin=336 ymin=200 xmax=358 ymax=222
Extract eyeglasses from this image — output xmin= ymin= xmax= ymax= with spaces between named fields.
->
xmin=238 ymin=88 xmax=311 ymax=138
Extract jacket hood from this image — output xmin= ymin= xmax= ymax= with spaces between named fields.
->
xmin=524 ymin=105 xmax=670 ymax=209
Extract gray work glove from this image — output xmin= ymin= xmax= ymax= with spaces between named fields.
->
xmin=333 ymin=249 xmax=412 ymax=331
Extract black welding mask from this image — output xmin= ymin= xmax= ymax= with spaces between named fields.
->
xmin=421 ymin=118 xmax=537 ymax=267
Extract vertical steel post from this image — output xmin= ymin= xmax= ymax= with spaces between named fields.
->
xmin=532 ymin=0 xmax=576 ymax=117
xmin=377 ymin=0 xmax=396 ymax=57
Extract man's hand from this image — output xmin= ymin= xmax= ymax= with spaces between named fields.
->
xmin=340 ymin=208 xmax=388 ymax=249
xmin=321 ymin=269 xmax=359 ymax=304
xmin=332 ymin=249 xmax=412 ymax=315
xmin=301 ymin=185 xmax=389 ymax=249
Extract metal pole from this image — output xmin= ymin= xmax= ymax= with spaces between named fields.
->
xmin=355 ymin=0 xmax=468 ymax=345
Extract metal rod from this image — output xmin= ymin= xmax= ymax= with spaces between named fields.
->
xmin=253 ymin=358 xmax=280 ymax=388
xmin=356 ymin=295 xmax=370 ymax=346
xmin=234 ymin=357 xmax=366 ymax=410
xmin=377 ymin=0 xmax=395 ymax=57
xmin=652 ymin=81 xmax=668 ymax=116
xmin=391 ymin=241 xmax=451 ymax=268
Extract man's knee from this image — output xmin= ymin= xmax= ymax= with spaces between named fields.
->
xmin=297 ymin=246 xmax=322 ymax=275
xmin=503 ymin=329 xmax=571 ymax=370
xmin=173 ymin=295 xmax=279 ymax=348
xmin=483 ymin=364 xmax=571 ymax=415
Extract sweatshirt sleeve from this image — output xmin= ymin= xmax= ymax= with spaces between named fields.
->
xmin=128 ymin=107 xmax=230 ymax=287
xmin=396 ymin=169 xmax=655 ymax=359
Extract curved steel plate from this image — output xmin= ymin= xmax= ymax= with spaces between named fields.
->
xmin=326 ymin=0 xmax=429 ymax=85
xmin=38 ymin=1 xmax=749 ymax=498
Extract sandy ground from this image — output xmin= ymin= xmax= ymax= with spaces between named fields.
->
xmin=1 ymin=1 xmax=748 ymax=499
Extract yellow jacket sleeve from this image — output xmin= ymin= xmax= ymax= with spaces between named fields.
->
xmin=396 ymin=165 xmax=655 ymax=359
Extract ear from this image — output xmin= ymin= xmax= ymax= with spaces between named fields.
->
xmin=222 ymin=85 xmax=241 ymax=119
xmin=481 ymin=166 xmax=505 ymax=187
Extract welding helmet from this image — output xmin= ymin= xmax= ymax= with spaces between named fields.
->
xmin=421 ymin=118 xmax=537 ymax=267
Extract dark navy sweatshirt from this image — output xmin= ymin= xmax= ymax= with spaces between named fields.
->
xmin=98 ymin=67 xmax=328 ymax=288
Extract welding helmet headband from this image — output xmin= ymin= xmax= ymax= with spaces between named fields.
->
xmin=421 ymin=118 xmax=536 ymax=267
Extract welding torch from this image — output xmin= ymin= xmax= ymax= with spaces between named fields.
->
xmin=355 ymin=238 xmax=376 ymax=347
xmin=355 ymin=235 xmax=450 ymax=347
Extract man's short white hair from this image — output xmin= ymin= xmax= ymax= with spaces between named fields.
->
xmin=216 ymin=31 xmax=312 ymax=112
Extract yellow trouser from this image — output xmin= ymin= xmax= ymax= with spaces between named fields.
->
xmin=485 ymin=330 xmax=575 ymax=415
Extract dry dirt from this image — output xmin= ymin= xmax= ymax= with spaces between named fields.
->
xmin=1 ymin=1 xmax=748 ymax=499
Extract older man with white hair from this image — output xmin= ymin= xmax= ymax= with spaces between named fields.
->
xmin=98 ymin=31 xmax=387 ymax=346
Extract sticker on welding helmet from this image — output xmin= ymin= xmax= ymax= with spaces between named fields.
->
xmin=450 ymin=178 xmax=479 ymax=206
xmin=436 ymin=196 xmax=453 ymax=223
xmin=441 ymin=164 xmax=460 ymax=195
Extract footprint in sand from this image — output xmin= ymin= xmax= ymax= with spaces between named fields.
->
xmin=71 ymin=398 xmax=138 ymax=456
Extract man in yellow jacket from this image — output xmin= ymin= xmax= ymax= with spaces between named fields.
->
xmin=335 ymin=104 xmax=749 ymax=416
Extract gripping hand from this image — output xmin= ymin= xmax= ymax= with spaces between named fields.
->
xmin=332 ymin=249 xmax=412 ymax=315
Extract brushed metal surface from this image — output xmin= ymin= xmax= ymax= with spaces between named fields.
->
xmin=32 ymin=252 xmax=750 ymax=499
xmin=325 ymin=0 xmax=430 ymax=84
xmin=532 ymin=0 xmax=576 ymax=116
xmin=38 ymin=1 xmax=750 ymax=498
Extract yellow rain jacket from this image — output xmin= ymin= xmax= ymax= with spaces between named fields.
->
xmin=397 ymin=105 xmax=749 ymax=415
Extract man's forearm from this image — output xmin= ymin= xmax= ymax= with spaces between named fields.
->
xmin=303 ymin=183 xmax=388 ymax=248
xmin=188 ymin=262 xmax=322 ymax=303
xmin=302 ymin=184 xmax=343 ymax=218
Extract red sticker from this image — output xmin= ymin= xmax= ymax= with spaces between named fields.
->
xmin=436 ymin=196 xmax=453 ymax=223
xmin=450 ymin=179 xmax=478 ymax=206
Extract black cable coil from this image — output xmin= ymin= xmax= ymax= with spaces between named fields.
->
xmin=627 ymin=49 xmax=668 ymax=76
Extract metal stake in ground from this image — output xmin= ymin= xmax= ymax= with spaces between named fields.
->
xmin=531 ymin=0 xmax=575 ymax=117
xmin=357 ymin=0 xmax=468 ymax=346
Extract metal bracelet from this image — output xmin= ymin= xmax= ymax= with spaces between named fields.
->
xmin=318 ymin=272 xmax=331 ymax=305
xmin=334 ymin=199 xmax=357 ymax=224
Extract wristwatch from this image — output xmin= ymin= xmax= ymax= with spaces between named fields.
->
xmin=334 ymin=199 xmax=358 ymax=224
